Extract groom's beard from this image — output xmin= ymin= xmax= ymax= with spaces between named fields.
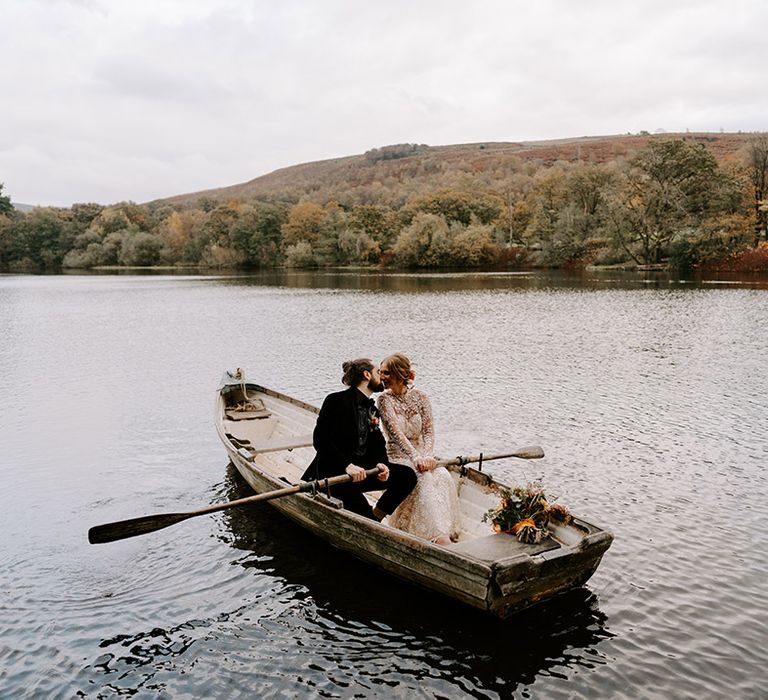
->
xmin=368 ymin=379 xmax=384 ymax=392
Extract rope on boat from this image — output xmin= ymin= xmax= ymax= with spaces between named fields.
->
xmin=237 ymin=367 xmax=251 ymax=403
xmin=226 ymin=368 xmax=270 ymax=416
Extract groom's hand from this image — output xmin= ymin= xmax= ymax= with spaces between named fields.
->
xmin=345 ymin=465 xmax=366 ymax=482
xmin=376 ymin=463 xmax=390 ymax=482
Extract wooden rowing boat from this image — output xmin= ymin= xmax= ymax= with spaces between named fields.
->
xmin=215 ymin=371 xmax=613 ymax=618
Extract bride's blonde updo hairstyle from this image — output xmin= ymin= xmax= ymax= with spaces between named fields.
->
xmin=341 ymin=358 xmax=374 ymax=386
xmin=382 ymin=352 xmax=416 ymax=385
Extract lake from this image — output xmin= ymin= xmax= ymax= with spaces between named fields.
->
xmin=1 ymin=269 xmax=766 ymax=698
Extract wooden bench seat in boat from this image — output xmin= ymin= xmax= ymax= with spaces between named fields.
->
xmin=227 ymin=432 xmax=314 ymax=455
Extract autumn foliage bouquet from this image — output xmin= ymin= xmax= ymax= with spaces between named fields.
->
xmin=482 ymin=482 xmax=572 ymax=544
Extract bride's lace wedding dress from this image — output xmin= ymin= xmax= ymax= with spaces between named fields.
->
xmin=377 ymin=388 xmax=458 ymax=542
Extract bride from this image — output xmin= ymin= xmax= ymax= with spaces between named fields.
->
xmin=377 ymin=353 xmax=458 ymax=544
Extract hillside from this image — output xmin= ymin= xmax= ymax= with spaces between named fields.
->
xmin=11 ymin=202 xmax=36 ymax=212
xmin=157 ymin=132 xmax=754 ymax=208
xmin=4 ymin=131 xmax=764 ymax=274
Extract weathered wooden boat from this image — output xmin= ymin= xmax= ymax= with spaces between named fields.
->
xmin=216 ymin=371 xmax=613 ymax=618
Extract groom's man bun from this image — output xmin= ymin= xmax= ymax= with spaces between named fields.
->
xmin=342 ymin=358 xmax=374 ymax=386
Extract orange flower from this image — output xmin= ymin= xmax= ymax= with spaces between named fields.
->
xmin=511 ymin=518 xmax=536 ymax=534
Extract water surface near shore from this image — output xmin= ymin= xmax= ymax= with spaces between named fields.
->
xmin=1 ymin=269 xmax=766 ymax=698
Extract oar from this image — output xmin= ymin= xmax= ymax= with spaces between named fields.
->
xmin=437 ymin=445 xmax=544 ymax=466
xmin=88 ymin=467 xmax=383 ymax=545
xmin=88 ymin=445 xmax=544 ymax=545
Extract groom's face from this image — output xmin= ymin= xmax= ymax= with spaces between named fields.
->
xmin=366 ymin=366 xmax=384 ymax=393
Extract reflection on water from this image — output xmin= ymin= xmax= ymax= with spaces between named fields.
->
xmin=204 ymin=267 xmax=768 ymax=293
xmin=219 ymin=466 xmax=614 ymax=696
xmin=83 ymin=465 xmax=613 ymax=698
xmin=67 ymin=265 xmax=768 ymax=292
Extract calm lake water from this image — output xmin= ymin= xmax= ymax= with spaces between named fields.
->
xmin=1 ymin=269 xmax=766 ymax=699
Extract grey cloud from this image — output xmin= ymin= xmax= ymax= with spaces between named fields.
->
xmin=2 ymin=0 xmax=766 ymax=206
xmin=90 ymin=56 xmax=240 ymax=104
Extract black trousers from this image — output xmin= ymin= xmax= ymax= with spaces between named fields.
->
xmin=329 ymin=461 xmax=416 ymax=520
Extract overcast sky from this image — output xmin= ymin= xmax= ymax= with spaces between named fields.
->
xmin=2 ymin=0 xmax=766 ymax=207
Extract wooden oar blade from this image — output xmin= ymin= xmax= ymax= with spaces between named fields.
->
xmin=87 ymin=471 xmax=372 ymax=545
xmin=511 ymin=445 xmax=545 ymax=459
xmin=438 ymin=446 xmax=546 ymax=469
xmin=88 ymin=511 xmax=192 ymax=544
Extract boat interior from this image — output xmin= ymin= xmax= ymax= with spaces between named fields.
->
xmin=221 ymin=382 xmax=592 ymax=559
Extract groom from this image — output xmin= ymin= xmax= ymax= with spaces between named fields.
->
xmin=302 ymin=358 xmax=416 ymax=520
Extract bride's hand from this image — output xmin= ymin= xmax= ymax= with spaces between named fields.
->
xmin=415 ymin=457 xmax=437 ymax=472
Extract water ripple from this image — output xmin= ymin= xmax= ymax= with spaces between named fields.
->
xmin=1 ymin=273 xmax=767 ymax=698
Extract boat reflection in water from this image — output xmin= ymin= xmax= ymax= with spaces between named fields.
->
xmin=219 ymin=464 xmax=614 ymax=695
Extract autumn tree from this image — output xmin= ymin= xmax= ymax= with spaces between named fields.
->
xmin=281 ymin=202 xmax=325 ymax=246
xmin=348 ymin=204 xmax=397 ymax=248
xmin=496 ymin=174 xmax=534 ymax=245
xmin=284 ymin=240 xmax=316 ymax=268
xmin=448 ymin=221 xmax=498 ymax=266
xmin=158 ymin=210 xmax=204 ymax=263
xmin=337 ymin=228 xmax=380 ymax=264
xmin=525 ymin=169 xmax=567 ymax=249
xmin=746 ymin=135 xmax=768 ymax=244
xmin=392 ymin=213 xmax=451 ymax=267
xmin=203 ymin=203 xmax=239 ymax=246
xmin=404 ymin=188 xmax=504 ymax=227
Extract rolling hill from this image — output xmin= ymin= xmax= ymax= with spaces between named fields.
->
xmin=157 ymin=132 xmax=754 ymax=208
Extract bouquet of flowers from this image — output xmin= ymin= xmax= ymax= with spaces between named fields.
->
xmin=482 ymin=482 xmax=572 ymax=544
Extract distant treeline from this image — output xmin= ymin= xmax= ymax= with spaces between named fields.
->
xmin=2 ymin=137 xmax=767 ymax=273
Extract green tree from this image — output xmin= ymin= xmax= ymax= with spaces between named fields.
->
xmin=608 ymin=139 xmax=738 ymax=265
xmin=118 ymin=231 xmax=163 ymax=266
xmin=7 ymin=208 xmax=73 ymax=270
xmin=70 ymin=203 xmax=104 ymax=232
xmin=230 ymin=203 xmax=286 ymax=267
xmin=0 ymin=212 xmax=12 ymax=267
xmin=0 ymin=183 xmax=13 ymax=215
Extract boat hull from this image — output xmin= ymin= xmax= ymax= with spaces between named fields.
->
xmin=215 ymin=375 xmax=613 ymax=617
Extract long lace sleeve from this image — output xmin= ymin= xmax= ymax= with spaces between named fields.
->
xmin=418 ymin=391 xmax=435 ymax=457
xmin=377 ymin=394 xmax=420 ymax=464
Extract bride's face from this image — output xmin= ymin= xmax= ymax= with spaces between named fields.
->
xmin=379 ymin=362 xmax=404 ymax=392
